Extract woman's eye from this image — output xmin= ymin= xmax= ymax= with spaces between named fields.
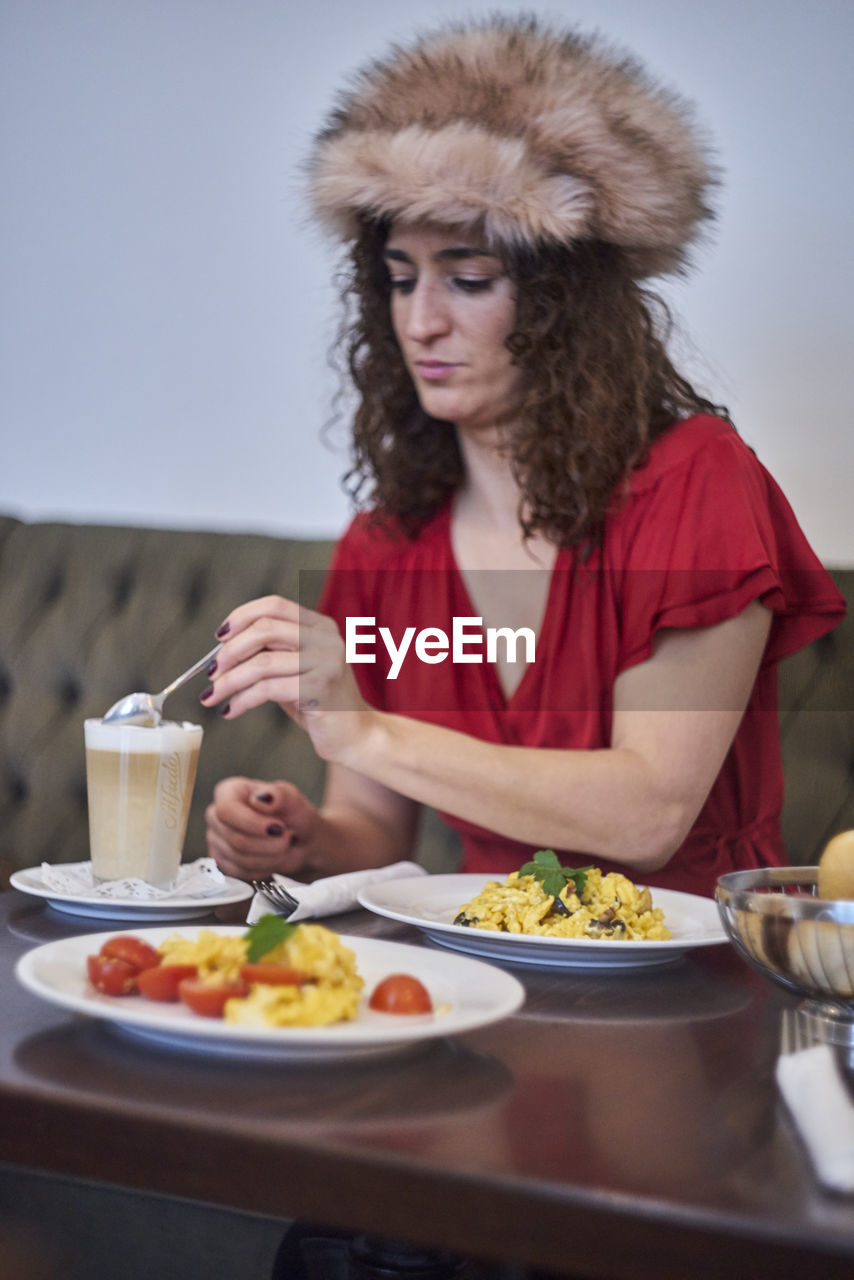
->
xmin=454 ymin=277 xmax=494 ymax=293
xmin=389 ymin=277 xmax=416 ymax=294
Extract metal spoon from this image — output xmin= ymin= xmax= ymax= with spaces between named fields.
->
xmin=101 ymin=643 xmax=222 ymax=727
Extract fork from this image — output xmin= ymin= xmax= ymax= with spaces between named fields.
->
xmin=250 ymin=878 xmax=300 ymax=917
xmin=776 ymin=1004 xmax=854 ymax=1191
xmin=779 ymin=1006 xmax=811 ymax=1058
xmin=779 ymin=1004 xmax=845 ymax=1060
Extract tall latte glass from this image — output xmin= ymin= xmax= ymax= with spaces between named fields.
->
xmin=84 ymin=719 xmax=203 ymax=889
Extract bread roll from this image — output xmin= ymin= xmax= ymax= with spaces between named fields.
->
xmin=818 ymin=830 xmax=854 ymax=900
xmin=788 ymin=918 xmax=854 ymax=996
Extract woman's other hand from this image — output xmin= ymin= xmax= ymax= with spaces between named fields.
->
xmin=204 ymin=776 xmax=320 ymax=881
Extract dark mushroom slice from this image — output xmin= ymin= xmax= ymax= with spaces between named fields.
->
xmin=586 ymin=913 xmax=627 ymax=938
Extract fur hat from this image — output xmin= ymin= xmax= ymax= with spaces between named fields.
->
xmin=307 ymin=14 xmax=717 ymax=277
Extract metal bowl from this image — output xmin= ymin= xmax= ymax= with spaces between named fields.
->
xmin=715 ymin=867 xmax=854 ymax=1045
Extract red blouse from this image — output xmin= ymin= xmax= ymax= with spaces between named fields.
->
xmin=318 ymin=416 xmax=846 ymax=896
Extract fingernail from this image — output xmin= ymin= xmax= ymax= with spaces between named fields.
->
xmin=220 ymin=702 xmax=231 ymax=717
xmin=200 ymin=685 xmax=214 ymax=701
xmin=255 ymin=792 xmax=274 ymax=804
xmin=266 ymin=823 xmax=284 ymax=837
xmin=215 ymin=621 xmax=231 ymax=638
xmin=207 ymin=658 xmax=218 ymax=676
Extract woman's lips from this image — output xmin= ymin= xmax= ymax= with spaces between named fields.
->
xmin=415 ymin=360 xmax=459 ymax=381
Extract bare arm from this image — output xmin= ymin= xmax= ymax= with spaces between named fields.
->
xmin=338 ymin=601 xmax=771 ymax=871
xmin=313 ymin=764 xmax=421 ymax=873
xmin=206 ymin=596 xmax=771 ymax=876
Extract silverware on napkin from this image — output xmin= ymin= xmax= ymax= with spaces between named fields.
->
xmin=776 ymin=1008 xmax=854 ymax=1194
xmin=246 ymin=861 xmax=428 ymax=924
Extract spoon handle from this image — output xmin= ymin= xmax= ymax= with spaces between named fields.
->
xmin=155 ymin=643 xmax=222 ymax=705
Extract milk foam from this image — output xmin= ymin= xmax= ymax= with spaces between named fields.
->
xmin=85 ymin=719 xmax=203 ymax=751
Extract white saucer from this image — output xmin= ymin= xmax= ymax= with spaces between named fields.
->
xmin=10 ymin=863 xmax=253 ymax=921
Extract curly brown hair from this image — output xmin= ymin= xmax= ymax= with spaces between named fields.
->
xmin=334 ymin=220 xmax=728 ymax=550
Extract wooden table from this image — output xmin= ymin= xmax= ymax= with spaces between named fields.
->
xmin=1 ymin=888 xmax=853 ymax=1279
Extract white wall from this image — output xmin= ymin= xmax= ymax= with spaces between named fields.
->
xmin=2 ymin=0 xmax=852 ymax=563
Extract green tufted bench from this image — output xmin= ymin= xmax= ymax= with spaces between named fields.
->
xmin=0 ymin=514 xmax=460 ymax=889
xmin=0 ymin=514 xmax=850 ymax=889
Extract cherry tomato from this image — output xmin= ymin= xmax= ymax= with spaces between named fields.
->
xmin=368 ymin=974 xmax=433 ymax=1015
xmin=240 ymin=963 xmax=309 ymax=987
xmin=87 ymin=954 xmax=138 ymax=996
xmin=99 ymin=935 xmax=161 ymax=972
xmin=177 ymin=977 xmax=250 ymax=1018
xmin=136 ymin=964 xmax=199 ymax=1002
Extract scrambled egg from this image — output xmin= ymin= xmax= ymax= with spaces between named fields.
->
xmin=225 ymin=979 xmax=362 ymax=1028
xmin=158 ymin=923 xmax=364 ymax=1026
xmin=455 ymin=868 xmax=672 ymax=941
xmin=159 ymin=928 xmax=247 ymax=979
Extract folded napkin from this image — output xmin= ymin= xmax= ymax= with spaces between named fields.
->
xmin=39 ymin=857 xmax=231 ymax=901
xmin=246 ymin=861 xmax=428 ymax=924
xmin=776 ymin=1042 xmax=854 ymax=1193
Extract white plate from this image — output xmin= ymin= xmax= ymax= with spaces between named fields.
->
xmin=9 ymin=865 xmax=253 ymax=921
xmin=15 ymin=925 xmax=525 ymax=1061
xmin=358 ymin=874 xmax=728 ymax=970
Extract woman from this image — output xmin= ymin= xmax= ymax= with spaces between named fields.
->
xmin=202 ymin=15 xmax=845 ymax=898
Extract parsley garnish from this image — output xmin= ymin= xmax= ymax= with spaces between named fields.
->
xmin=518 ymin=849 xmax=592 ymax=899
xmin=245 ymin=914 xmax=297 ymax=962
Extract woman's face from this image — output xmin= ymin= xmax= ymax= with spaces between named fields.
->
xmin=383 ymin=223 xmax=520 ymax=433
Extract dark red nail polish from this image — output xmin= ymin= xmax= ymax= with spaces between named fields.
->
xmin=266 ymin=823 xmax=284 ymax=837
xmin=220 ymin=702 xmax=231 ymax=717
xmin=215 ymin=621 xmax=231 ymax=638
xmin=207 ymin=658 xmax=218 ymax=676
xmin=200 ymin=685 xmax=214 ymax=701
xmin=255 ymin=792 xmax=274 ymax=804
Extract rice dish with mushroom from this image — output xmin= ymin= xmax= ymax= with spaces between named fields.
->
xmin=454 ymin=868 xmax=671 ymax=940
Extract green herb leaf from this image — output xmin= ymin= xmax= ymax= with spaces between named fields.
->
xmin=518 ymin=849 xmax=560 ymax=878
xmin=540 ymin=870 xmax=566 ymax=897
xmin=245 ymin=914 xmax=297 ymax=962
xmin=518 ymin=851 xmax=594 ymax=901
xmin=568 ymin=866 xmax=593 ymax=897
